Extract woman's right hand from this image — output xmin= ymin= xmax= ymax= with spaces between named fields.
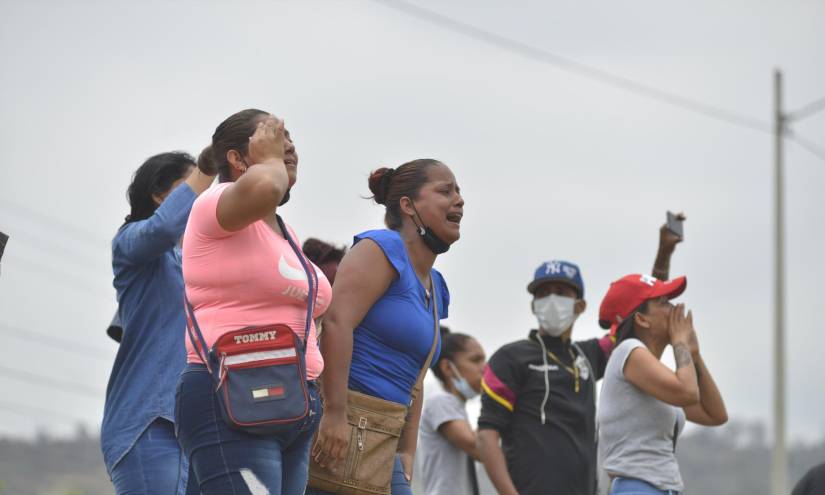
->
xmin=248 ymin=116 xmax=286 ymax=165
xmin=668 ymin=303 xmax=696 ymax=346
xmin=312 ymin=408 xmax=350 ymax=472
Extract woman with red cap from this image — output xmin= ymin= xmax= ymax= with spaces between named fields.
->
xmin=597 ymin=274 xmax=727 ymax=495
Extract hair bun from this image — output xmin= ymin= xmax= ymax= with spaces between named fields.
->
xmin=367 ymin=167 xmax=396 ymax=205
xmin=197 ymin=145 xmax=218 ymax=176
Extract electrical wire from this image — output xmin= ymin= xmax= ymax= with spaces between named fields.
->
xmin=0 ymin=364 xmax=102 ymax=398
xmin=787 ymin=95 xmax=825 ymax=122
xmin=0 ymin=198 xmax=107 ymax=248
xmin=0 ymin=399 xmax=86 ymax=423
xmin=2 ymin=324 xmax=113 ymax=360
xmin=787 ymin=133 xmax=825 ymax=163
xmin=369 ymin=0 xmax=772 ymax=133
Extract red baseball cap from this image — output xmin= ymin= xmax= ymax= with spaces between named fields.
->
xmin=598 ymin=274 xmax=687 ymax=335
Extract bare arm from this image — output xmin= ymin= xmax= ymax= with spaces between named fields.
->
xmin=215 ymin=118 xmax=289 ymax=232
xmin=624 ymin=344 xmax=699 ymax=407
xmin=652 ymin=213 xmax=685 ymax=280
xmin=398 ymin=382 xmax=425 ymax=481
xmin=683 ymin=354 xmax=728 ymax=426
xmin=624 ymin=305 xmax=700 ymax=407
xmin=311 ymin=239 xmax=395 ymax=470
xmin=439 ymin=420 xmax=480 ymax=460
xmin=478 ymin=429 xmax=519 ymax=495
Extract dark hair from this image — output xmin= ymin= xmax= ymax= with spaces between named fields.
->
xmin=124 ymin=151 xmax=195 ymax=224
xmin=432 ymin=326 xmax=474 ymax=385
xmin=197 ymin=145 xmax=218 ymax=177
xmin=615 ymin=300 xmax=650 ymax=344
xmin=302 ymin=238 xmax=346 ymax=266
xmin=212 ymin=108 xmax=268 ymax=183
xmin=367 ymin=159 xmax=444 ymax=230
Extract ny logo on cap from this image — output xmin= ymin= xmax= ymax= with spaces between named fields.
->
xmin=639 ymin=274 xmax=658 ymax=286
xmin=545 ymin=261 xmax=562 ymax=275
xmin=563 ymin=265 xmax=578 ymax=279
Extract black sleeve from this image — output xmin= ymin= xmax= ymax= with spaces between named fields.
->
xmin=478 ymin=345 xmax=523 ymax=432
xmin=575 ymin=335 xmax=614 ymax=381
xmin=792 ymin=463 xmax=825 ymax=495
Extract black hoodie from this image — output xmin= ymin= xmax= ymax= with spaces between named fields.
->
xmin=479 ymin=330 xmax=612 ymax=495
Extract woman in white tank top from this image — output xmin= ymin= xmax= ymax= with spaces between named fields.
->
xmin=597 ymin=274 xmax=728 ymax=495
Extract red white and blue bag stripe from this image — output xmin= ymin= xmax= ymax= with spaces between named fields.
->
xmin=184 ymin=215 xmax=318 ymax=435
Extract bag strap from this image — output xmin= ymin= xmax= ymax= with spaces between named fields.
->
xmin=410 ymin=275 xmax=440 ymax=403
xmin=468 ymin=454 xmax=480 ymax=495
xmin=183 ymin=214 xmax=319 ymax=370
xmin=184 ymin=296 xmax=212 ymax=372
xmin=276 ymin=214 xmax=318 ymax=351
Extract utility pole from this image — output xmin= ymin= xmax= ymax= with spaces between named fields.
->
xmin=770 ymin=71 xmax=825 ymax=495
xmin=771 ymin=68 xmax=787 ymax=495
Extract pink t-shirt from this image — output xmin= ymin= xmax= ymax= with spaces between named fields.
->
xmin=181 ymin=183 xmax=330 ymax=380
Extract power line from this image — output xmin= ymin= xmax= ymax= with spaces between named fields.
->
xmin=787 ymin=95 xmax=825 ymax=122
xmin=0 ymin=227 xmax=104 ymax=272
xmin=0 ymin=198 xmax=108 ymax=248
xmin=787 ymin=133 xmax=825 ymax=163
xmin=4 ymin=253 xmax=112 ymax=299
xmin=369 ymin=0 xmax=772 ymax=133
xmin=0 ymin=364 xmax=102 ymax=399
xmin=0 ymin=399 xmax=86 ymax=423
xmin=2 ymin=324 xmax=113 ymax=360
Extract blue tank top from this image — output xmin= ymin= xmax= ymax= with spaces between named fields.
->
xmin=348 ymin=229 xmax=448 ymax=405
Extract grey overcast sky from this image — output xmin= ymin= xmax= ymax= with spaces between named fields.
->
xmin=0 ymin=0 xmax=823 ymax=441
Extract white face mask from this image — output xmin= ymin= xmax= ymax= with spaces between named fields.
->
xmin=533 ymin=294 xmax=579 ymax=337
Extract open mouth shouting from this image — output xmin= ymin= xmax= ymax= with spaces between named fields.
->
xmin=446 ymin=211 xmax=463 ymax=228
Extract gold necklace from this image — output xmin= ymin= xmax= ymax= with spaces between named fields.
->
xmin=544 ymin=347 xmax=580 ymax=393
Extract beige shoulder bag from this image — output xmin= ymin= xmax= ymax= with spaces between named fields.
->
xmin=308 ymin=277 xmax=440 ymax=494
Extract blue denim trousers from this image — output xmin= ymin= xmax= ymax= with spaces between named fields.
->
xmin=610 ymin=477 xmax=681 ymax=495
xmin=110 ymin=418 xmax=189 ymax=495
xmin=305 ymin=455 xmax=412 ymax=495
xmin=175 ymin=364 xmax=321 ymax=495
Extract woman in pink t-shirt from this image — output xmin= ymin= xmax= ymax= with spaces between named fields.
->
xmin=176 ymin=109 xmax=331 ymax=495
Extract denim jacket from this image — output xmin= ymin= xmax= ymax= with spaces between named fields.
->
xmin=100 ymin=183 xmax=196 ymax=474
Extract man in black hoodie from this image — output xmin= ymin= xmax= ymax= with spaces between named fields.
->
xmin=793 ymin=463 xmax=825 ymax=495
xmin=478 ymin=221 xmax=683 ymax=495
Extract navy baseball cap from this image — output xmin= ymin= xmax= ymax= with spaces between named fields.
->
xmin=527 ymin=260 xmax=584 ymax=298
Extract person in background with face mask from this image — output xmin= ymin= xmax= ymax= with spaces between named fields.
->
xmin=416 ymin=327 xmax=486 ymax=495
xmin=477 ymin=219 xmax=684 ymax=495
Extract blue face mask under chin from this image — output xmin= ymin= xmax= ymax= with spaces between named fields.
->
xmin=449 ymin=361 xmax=479 ymax=400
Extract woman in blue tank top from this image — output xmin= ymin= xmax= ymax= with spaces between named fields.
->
xmin=309 ymin=159 xmax=464 ymax=494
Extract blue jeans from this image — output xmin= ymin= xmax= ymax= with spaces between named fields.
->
xmin=175 ymin=364 xmax=321 ymax=495
xmin=110 ymin=418 xmax=189 ymax=495
xmin=610 ymin=477 xmax=681 ymax=495
xmin=306 ymin=455 xmax=412 ymax=495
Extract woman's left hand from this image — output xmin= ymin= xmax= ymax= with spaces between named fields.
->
xmin=398 ymin=451 xmax=414 ymax=482
xmin=685 ymin=310 xmax=700 ymax=358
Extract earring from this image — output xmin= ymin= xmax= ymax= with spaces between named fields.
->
xmin=418 ymin=226 xmax=426 ymax=235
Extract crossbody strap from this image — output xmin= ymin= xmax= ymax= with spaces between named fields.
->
xmin=410 ymin=275 xmax=440 ymax=402
xmin=184 ymin=214 xmax=318 ymax=372
xmin=276 ymin=214 xmax=319 ymax=349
